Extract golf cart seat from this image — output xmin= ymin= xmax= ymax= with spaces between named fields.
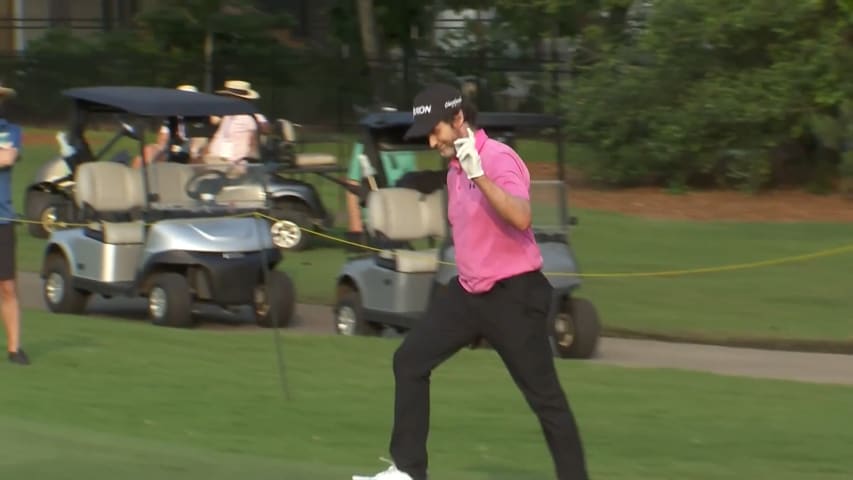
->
xmin=200 ymin=164 xmax=267 ymax=206
xmin=144 ymin=162 xmax=196 ymax=208
xmin=74 ymin=161 xmax=147 ymax=244
xmin=146 ymin=162 xmax=264 ymax=209
xmin=277 ymin=119 xmax=338 ymax=167
xmin=216 ymin=183 xmax=266 ymax=206
xmin=366 ymin=187 xmax=446 ymax=273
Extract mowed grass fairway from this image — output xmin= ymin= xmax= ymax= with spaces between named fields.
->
xmin=11 ymin=127 xmax=853 ymax=344
xmin=2 ymin=311 xmax=852 ymax=480
xmin=281 ymin=213 xmax=853 ymax=346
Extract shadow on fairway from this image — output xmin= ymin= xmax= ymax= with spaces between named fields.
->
xmin=84 ymin=295 xmax=256 ymax=330
xmin=24 ymin=333 xmax=100 ymax=358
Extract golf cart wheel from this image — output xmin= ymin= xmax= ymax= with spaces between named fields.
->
xmin=254 ymin=270 xmax=296 ymax=328
xmin=552 ymin=296 xmax=601 ymax=359
xmin=147 ymin=273 xmax=193 ymax=328
xmin=334 ymin=286 xmax=380 ymax=336
xmin=42 ymin=253 xmax=90 ymax=314
xmin=26 ymin=190 xmax=63 ymax=239
xmin=270 ymin=200 xmax=311 ymax=251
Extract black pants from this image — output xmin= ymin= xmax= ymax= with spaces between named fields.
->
xmin=389 ymin=270 xmax=588 ymax=480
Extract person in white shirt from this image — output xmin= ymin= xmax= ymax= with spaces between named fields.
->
xmin=204 ymin=80 xmax=269 ymax=164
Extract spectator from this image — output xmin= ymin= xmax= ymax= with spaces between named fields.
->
xmin=131 ymin=84 xmax=201 ymax=168
xmin=0 ymin=85 xmax=28 ymax=365
xmin=204 ymin=80 xmax=269 ymax=165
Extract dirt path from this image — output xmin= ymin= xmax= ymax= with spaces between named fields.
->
xmin=17 ymin=272 xmax=853 ymax=386
xmin=567 ymin=186 xmax=853 ymax=222
xmin=528 ymin=163 xmax=853 ymax=222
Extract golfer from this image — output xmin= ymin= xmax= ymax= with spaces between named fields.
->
xmin=353 ymin=84 xmax=588 ymax=480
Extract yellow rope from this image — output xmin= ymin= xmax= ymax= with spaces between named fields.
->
xmin=6 ymin=213 xmax=852 ymax=279
xmin=269 ymin=214 xmax=853 ymax=278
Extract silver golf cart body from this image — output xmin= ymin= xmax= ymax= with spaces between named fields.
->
xmin=41 ymin=86 xmax=294 ymax=328
xmin=333 ymin=111 xmax=600 ymax=359
xmin=24 ymin=89 xmax=337 ymax=254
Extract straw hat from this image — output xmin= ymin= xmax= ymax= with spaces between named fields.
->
xmin=216 ymin=80 xmax=259 ymax=99
xmin=176 ymin=84 xmax=198 ymax=92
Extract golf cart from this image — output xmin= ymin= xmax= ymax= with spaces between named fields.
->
xmin=261 ymin=118 xmax=346 ymax=251
xmin=23 ymin=92 xmax=335 ymax=253
xmin=40 ymin=86 xmax=294 ymax=329
xmin=22 ymin=118 xmax=136 ymax=238
xmin=332 ymin=111 xmax=601 ymax=359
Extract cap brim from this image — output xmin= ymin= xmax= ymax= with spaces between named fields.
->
xmin=403 ymin=119 xmax=433 ymax=140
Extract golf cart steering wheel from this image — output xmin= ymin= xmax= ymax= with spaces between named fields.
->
xmin=184 ymin=168 xmax=229 ymax=201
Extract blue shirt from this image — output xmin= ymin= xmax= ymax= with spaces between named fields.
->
xmin=0 ymin=119 xmax=22 ymax=224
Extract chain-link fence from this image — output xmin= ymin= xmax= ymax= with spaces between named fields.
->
xmin=10 ymin=57 xmax=562 ymax=126
xmin=1 ymin=48 xmax=567 ymax=134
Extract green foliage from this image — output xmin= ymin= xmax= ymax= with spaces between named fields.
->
xmin=12 ymin=0 xmax=853 ymax=192
xmin=328 ymin=0 xmax=432 ymax=53
xmin=562 ymin=0 xmax=853 ymax=191
xmin=8 ymin=0 xmax=298 ymax=121
xmin=136 ymin=0 xmax=294 ymax=85
xmin=841 ymin=151 xmax=853 ymax=177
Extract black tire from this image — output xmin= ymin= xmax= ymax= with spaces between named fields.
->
xmin=254 ymin=270 xmax=296 ymax=328
xmin=270 ymin=200 xmax=311 ymax=251
xmin=551 ymin=296 xmax=601 ymax=359
xmin=147 ymin=273 xmax=193 ymax=328
xmin=42 ymin=253 xmax=90 ymax=314
xmin=333 ymin=286 xmax=381 ymax=336
xmin=25 ymin=190 xmax=63 ymax=239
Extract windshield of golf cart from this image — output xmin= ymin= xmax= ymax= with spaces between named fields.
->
xmin=362 ymin=111 xmax=571 ymax=233
xmin=61 ymin=85 xmax=261 ymax=166
xmin=144 ymin=162 xmax=268 ymax=214
xmin=61 ymin=86 xmax=271 ymax=216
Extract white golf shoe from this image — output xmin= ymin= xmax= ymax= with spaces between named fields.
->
xmin=352 ymin=457 xmax=414 ymax=480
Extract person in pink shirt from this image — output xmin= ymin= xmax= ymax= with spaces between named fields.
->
xmin=354 ymin=84 xmax=589 ymax=480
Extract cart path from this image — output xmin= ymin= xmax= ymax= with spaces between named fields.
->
xmin=16 ymin=272 xmax=853 ymax=386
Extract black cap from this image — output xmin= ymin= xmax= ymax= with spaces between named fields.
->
xmin=403 ymin=83 xmax=464 ymax=140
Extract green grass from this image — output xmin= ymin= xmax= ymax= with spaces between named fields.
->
xmin=2 ymin=310 xmax=852 ymax=479
xmin=11 ymin=127 xmax=853 ymax=344
xmin=278 ymin=211 xmax=853 ymax=344
xmin=569 ymin=210 xmax=853 ymax=343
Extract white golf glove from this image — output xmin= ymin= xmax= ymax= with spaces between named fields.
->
xmin=358 ymin=153 xmax=376 ymax=178
xmin=454 ymin=127 xmax=483 ymax=179
xmin=56 ymin=131 xmax=76 ymax=158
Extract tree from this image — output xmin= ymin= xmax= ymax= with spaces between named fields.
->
xmin=355 ymin=0 xmax=382 ymax=102
xmin=561 ymin=0 xmax=853 ymax=192
xmin=136 ymin=0 xmax=292 ymax=92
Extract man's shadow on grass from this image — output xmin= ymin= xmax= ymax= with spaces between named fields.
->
xmin=23 ymin=333 xmax=99 ymax=359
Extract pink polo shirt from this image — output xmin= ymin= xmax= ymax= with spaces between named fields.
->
xmin=447 ymin=129 xmax=543 ymax=293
